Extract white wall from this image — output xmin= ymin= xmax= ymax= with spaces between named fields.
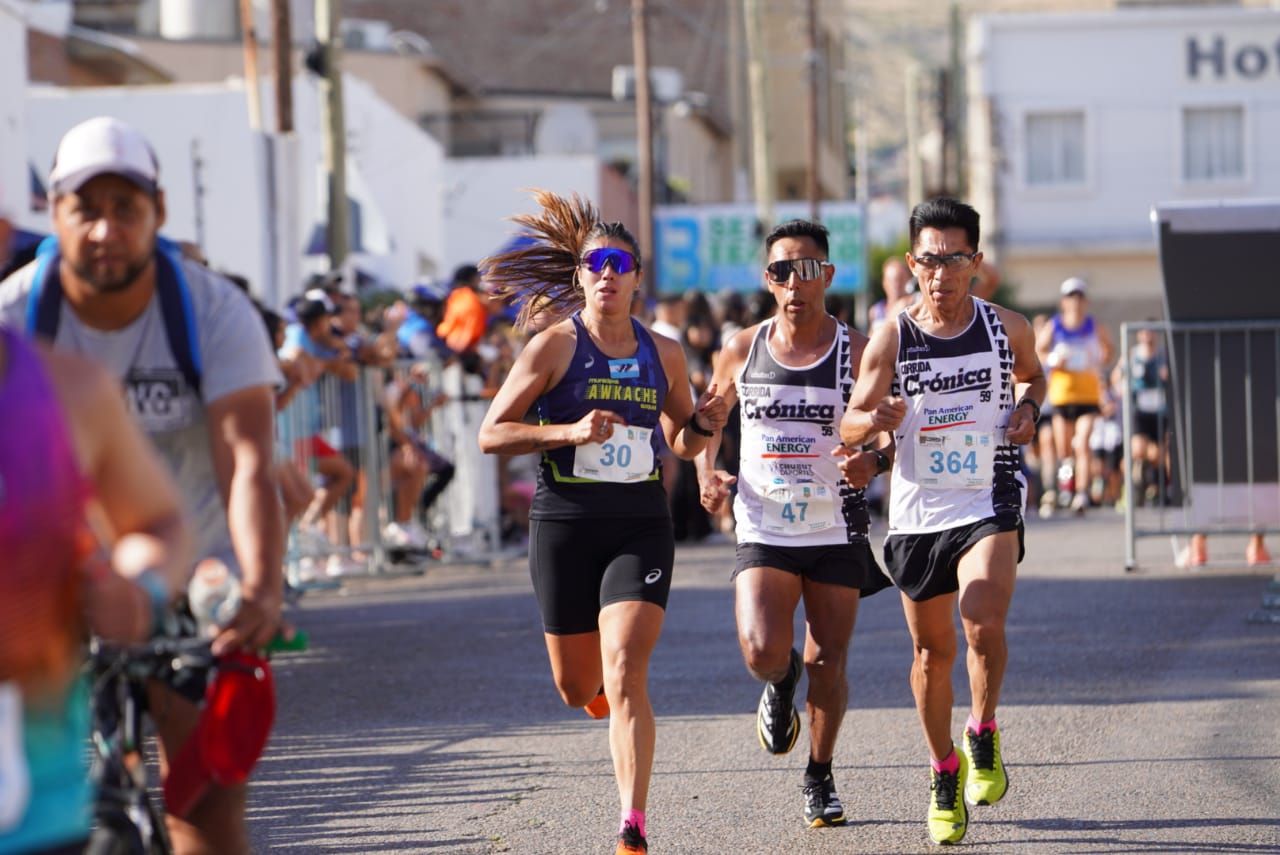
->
xmin=22 ymin=71 xmax=444 ymax=299
xmin=26 ymin=85 xmax=268 ymax=279
xmin=969 ymin=7 xmax=1280 ymax=310
xmin=0 ymin=0 xmax=28 ymax=219
xmin=441 ymin=154 xmax=600 ymax=277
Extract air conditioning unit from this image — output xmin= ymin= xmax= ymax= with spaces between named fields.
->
xmin=611 ymin=66 xmax=684 ymax=104
xmin=341 ymin=18 xmax=392 ymax=51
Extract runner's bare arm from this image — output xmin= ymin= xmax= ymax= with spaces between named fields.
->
xmin=840 ymin=321 xmax=904 ymax=448
xmin=207 ymin=385 xmax=285 ymax=654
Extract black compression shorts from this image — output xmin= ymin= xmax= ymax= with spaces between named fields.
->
xmin=529 ymin=517 xmax=674 ymax=635
xmin=733 ymin=540 xmax=891 ymax=597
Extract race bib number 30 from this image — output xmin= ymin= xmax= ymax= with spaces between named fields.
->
xmin=0 ymin=682 xmax=31 ymax=830
xmin=573 ymin=426 xmax=655 ymax=483
xmin=761 ymin=483 xmax=836 ymax=534
xmin=914 ymin=431 xmax=995 ymax=490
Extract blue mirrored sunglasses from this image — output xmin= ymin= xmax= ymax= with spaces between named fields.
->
xmin=581 ymin=247 xmax=640 ymax=275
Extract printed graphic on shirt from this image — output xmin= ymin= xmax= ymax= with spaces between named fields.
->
xmin=125 ymin=368 xmax=197 ymax=433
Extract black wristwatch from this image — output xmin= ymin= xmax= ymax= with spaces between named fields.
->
xmin=687 ymin=413 xmax=716 ymax=437
xmin=1015 ymin=397 xmax=1042 ymax=424
xmin=870 ymin=448 xmax=891 ymax=476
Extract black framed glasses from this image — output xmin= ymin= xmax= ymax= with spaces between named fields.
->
xmin=765 ymin=257 xmax=829 ymax=283
xmin=910 ymin=252 xmax=978 ymax=270
xmin=580 ymin=247 xmax=640 ymax=275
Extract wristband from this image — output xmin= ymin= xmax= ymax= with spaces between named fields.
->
xmin=1016 ymin=397 xmax=1042 ymax=424
xmin=870 ymin=448 xmax=891 ymax=476
xmin=687 ymin=412 xmax=716 ymax=437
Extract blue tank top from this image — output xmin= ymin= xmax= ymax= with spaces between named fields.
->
xmin=532 ymin=314 xmax=670 ymax=519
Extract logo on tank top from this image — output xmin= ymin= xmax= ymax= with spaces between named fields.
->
xmin=124 ymin=368 xmax=197 ymax=433
xmin=608 ymin=358 xmax=639 ymax=379
xmin=740 ymin=394 xmax=835 ymax=426
xmin=900 ymin=360 xmax=992 ymax=398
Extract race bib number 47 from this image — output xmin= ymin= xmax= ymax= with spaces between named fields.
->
xmin=914 ymin=431 xmax=994 ymax=490
xmin=761 ymin=483 xmax=836 ymax=535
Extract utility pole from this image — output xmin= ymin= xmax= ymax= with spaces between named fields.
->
xmin=238 ymin=0 xmax=263 ymax=129
xmin=906 ymin=61 xmax=923 ymax=209
xmin=272 ymin=0 xmax=293 ymax=133
xmin=743 ymin=0 xmax=774 ymax=233
xmin=631 ymin=0 xmax=655 ymax=299
xmin=804 ymin=0 xmax=820 ymax=220
xmin=316 ymin=0 xmax=348 ymax=272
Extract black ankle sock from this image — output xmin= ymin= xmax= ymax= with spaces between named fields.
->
xmin=805 ymin=757 xmax=832 ymax=783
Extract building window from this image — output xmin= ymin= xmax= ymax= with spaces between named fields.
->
xmin=1182 ymin=105 xmax=1244 ymax=182
xmin=1025 ymin=111 xmax=1085 ymax=187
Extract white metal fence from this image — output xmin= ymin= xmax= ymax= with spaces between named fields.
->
xmin=1121 ymin=320 xmax=1280 ymax=575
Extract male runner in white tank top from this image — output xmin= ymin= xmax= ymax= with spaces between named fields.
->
xmin=697 ymin=219 xmax=892 ymax=830
xmin=841 ymin=198 xmax=1045 ymax=846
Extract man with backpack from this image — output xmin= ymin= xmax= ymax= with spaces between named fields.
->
xmin=0 ymin=115 xmax=282 ymax=855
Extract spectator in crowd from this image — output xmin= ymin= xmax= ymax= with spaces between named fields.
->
xmin=0 ymin=326 xmax=192 ymax=855
xmin=650 ymin=293 xmax=685 ymax=341
xmin=478 ymin=189 xmax=727 ymax=855
xmin=1113 ymin=323 xmax=1170 ymax=507
xmin=0 ymin=115 xmax=283 ymax=854
xmin=278 ymin=291 xmax=361 ymax=576
xmin=437 ymin=263 xmax=491 ymax=362
xmin=867 ymin=256 xmax=915 ymax=332
xmin=1036 ymin=277 xmax=1113 ymax=516
xmin=398 ymin=282 xmax=450 ymax=362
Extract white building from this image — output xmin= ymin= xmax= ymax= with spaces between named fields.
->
xmin=966 ymin=5 xmax=1280 ymax=323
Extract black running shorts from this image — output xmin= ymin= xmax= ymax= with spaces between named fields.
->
xmin=883 ymin=515 xmax=1025 ymax=602
xmin=529 ymin=517 xmax=675 ymax=635
xmin=733 ymin=540 xmax=892 ymax=597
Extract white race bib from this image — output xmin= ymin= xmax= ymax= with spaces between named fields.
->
xmin=761 ymin=483 xmax=836 ymax=535
xmin=1135 ymin=388 xmax=1165 ymax=413
xmin=573 ymin=426 xmax=655 ymax=483
xmin=0 ymin=682 xmax=31 ymax=831
xmin=913 ymin=431 xmax=995 ymax=490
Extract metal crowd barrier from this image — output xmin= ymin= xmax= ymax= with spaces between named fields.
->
xmin=277 ymin=357 xmax=505 ymax=584
xmin=1121 ymin=321 xmax=1280 ymax=592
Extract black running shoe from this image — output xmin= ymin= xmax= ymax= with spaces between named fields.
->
xmin=802 ymin=773 xmax=846 ymax=827
xmin=756 ymin=648 xmax=801 ymax=755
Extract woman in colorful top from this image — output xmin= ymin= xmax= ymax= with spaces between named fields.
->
xmin=1036 ymin=277 xmax=1113 ymax=515
xmin=478 ymin=191 xmax=727 ymax=855
xmin=0 ymin=328 xmax=190 ymax=855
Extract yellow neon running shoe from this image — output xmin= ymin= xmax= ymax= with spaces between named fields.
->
xmin=927 ymin=750 xmax=968 ymax=845
xmin=962 ymin=727 xmax=1009 ymax=806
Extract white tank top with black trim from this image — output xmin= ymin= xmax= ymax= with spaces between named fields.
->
xmin=888 ymin=297 xmax=1026 ymax=535
xmin=733 ymin=318 xmax=870 ymax=546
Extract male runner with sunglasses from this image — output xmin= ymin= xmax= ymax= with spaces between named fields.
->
xmin=840 ymin=198 xmax=1044 ymax=845
xmin=695 ymin=219 xmax=890 ymax=829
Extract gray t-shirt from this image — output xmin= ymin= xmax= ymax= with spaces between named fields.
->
xmin=0 ymin=255 xmax=283 ymax=567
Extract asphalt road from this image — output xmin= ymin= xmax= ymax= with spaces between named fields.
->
xmin=247 ymin=512 xmax=1280 ymax=854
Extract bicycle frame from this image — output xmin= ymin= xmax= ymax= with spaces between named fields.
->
xmin=84 ymin=635 xmax=214 ymax=855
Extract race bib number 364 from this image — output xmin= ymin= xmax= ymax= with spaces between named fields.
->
xmin=913 ymin=431 xmax=994 ymax=490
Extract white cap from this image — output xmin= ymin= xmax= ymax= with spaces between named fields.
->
xmin=48 ymin=116 xmax=159 ymax=197
xmin=1060 ymin=277 xmax=1088 ymax=297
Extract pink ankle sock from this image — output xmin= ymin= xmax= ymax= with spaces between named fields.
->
xmin=620 ymin=809 xmax=645 ymax=838
xmin=931 ymin=748 xmax=959 ymax=774
xmin=966 ymin=714 xmax=997 ymax=736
